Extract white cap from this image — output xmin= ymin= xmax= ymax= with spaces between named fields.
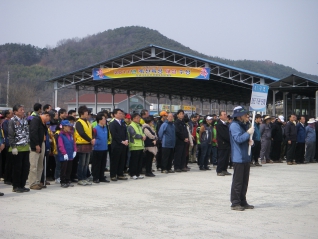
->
xmin=206 ymin=116 xmax=213 ymax=120
xmin=278 ymin=115 xmax=284 ymax=122
xmin=55 ymin=107 xmax=61 ymax=112
xmin=308 ymin=118 xmax=316 ymax=124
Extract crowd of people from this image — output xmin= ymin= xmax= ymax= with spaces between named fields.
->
xmin=0 ymin=102 xmax=317 ymax=210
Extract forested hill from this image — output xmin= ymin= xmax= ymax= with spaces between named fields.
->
xmin=0 ymin=26 xmax=317 ymax=107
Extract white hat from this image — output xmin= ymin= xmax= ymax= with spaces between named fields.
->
xmin=206 ymin=116 xmax=213 ymax=120
xmin=307 ymin=118 xmax=316 ymax=124
xmin=278 ymin=115 xmax=284 ymax=122
xmin=55 ymin=107 xmax=61 ymax=112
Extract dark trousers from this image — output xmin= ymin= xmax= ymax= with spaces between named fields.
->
xmin=110 ymin=145 xmax=126 ymax=178
xmin=286 ymin=141 xmax=296 ymax=162
xmin=60 ymin=160 xmax=73 ymax=184
xmin=129 ymin=150 xmax=144 ymax=177
xmin=92 ymin=150 xmax=107 ymax=180
xmin=251 ymin=140 xmax=261 ymax=163
xmin=174 ymin=143 xmax=186 ymax=170
xmin=315 ymin=141 xmax=318 ymax=160
xmin=295 ymin=142 xmax=305 ymax=163
xmin=161 ymin=147 xmax=174 ymax=171
xmin=145 ymin=150 xmax=154 ymax=174
xmin=199 ymin=142 xmax=211 ymax=169
xmin=156 ymin=142 xmax=162 ymax=169
xmin=4 ymin=147 xmax=13 ymax=182
xmin=0 ymin=148 xmax=5 ymax=178
xmin=231 ymin=162 xmax=250 ymax=206
xmin=12 ymin=151 xmax=30 ymax=188
xmin=271 ymin=140 xmax=282 ymax=161
xmin=71 ymin=154 xmax=79 ymax=180
xmin=217 ymin=148 xmax=230 ymax=173
xmin=196 ymin=144 xmax=201 ymax=166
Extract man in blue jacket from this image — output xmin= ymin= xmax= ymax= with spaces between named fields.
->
xmin=158 ymin=113 xmax=175 ymax=174
xmin=229 ymin=106 xmax=255 ymax=211
xmin=295 ymin=116 xmax=306 ymax=164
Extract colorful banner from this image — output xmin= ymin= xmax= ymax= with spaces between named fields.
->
xmin=93 ymin=66 xmax=210 ymax=80
xmin=249 ymin=84 xmax=269 ymax=112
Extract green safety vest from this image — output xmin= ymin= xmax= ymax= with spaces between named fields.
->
xmin=128 ymin=121 xmax=145 ymax=151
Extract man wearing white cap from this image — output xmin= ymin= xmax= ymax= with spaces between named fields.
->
xmin=305 ymin=118 xmax=316 ymax=163
xmin=229 ymin=106 xmax=255 ymax=211
xmin=271 ymin=115 xmax=284 ymax=163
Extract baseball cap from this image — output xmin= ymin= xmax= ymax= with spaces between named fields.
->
xmin=125 ymin=113 xmax=131 ymax=119
xmin=160 ymin=111 xmax=168 ymax=116
xmin=278 ymin=115 xmax=284 ymax=122
xmin=60 ymin=120 xmax=73 ymax=127
xmin=232 ymin=106 xmax=248 ymax=118
xmin=206 ymin=116 xmax=213 ymax=120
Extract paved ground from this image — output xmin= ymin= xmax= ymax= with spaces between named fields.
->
xmin=1 ymin=162 xmax=318 ymax=239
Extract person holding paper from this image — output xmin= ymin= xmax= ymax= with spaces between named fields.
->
xmin=229 ymin=106 xmax=255 ymax=211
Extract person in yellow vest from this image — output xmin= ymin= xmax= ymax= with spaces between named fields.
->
xmin=128 ymin=113 xmax=146 ymax=180
xmin=74 ymin=105 xmax=95 ymax=186
xmin=139 ymin=109 xmax=149 ymax=125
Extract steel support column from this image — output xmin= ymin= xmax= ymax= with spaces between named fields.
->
xmin=75 ymin=85 xmax=79 ymax=113
xmin=94 ymin=87 xmax=98 ymax=114
xmin=292 ymin=94 xmax=296 ymax=114
xmin=169 ymin=95 xmax=172 ymax=113
xmin=111 ymin=89 xmax=115 ymax=111
xmin=272 ymin=90 xmax=278 ymax=116
xmin=300 ymin=95 xmax=302 ymax=116
xmin=316 ymin=91 xmax=318 ymax=118
xmin=143 ymin=92 xmax=146 ymax=109
xmin=283 ymin=92 xmax=289 ymax=118
xmin=191 ymin=97 xmax=193 ymax=114
xmin=308 ymin=97 xmax=311 ymax=117
xmin=157 ymin=93 xmax=160 ymax=114
xmin=201 ymin=99 xmax=203 ymax=115
xmin=209 ymin=99 xmax=212 ymax=115
xmin=127 ymin=90 xmax=130 ymax=114
xmin=54 ymin=81 xmax=58 ymax=108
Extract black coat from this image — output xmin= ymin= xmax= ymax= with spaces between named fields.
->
xmin=271 ymin=121 xmax=283 ymax=141
xmin=109 ymin=119 xmax=128 ymax=148
xmin=174 ymin=119 xmax=188 ymax=145
xmin=216 ymin=119 xmax=230 ymax=149
xmin=29 ymin=115 xmax=47 ymax=151
xmin=285 ymin=121 xmax=297 ymax=141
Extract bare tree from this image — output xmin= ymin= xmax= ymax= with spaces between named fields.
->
xmin=9 ymin=82 xmax=38 ymax=111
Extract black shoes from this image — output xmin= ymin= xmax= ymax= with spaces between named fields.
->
xmin=175 ymin=169 xmax=182 ymax=173
xmin=145 ymin=173 xmax=156 ymax=177
xmin=93 ymin=179 xmax=100 ymax=183
xmin=199 ymin=167 xmax=206 ymax=171
xmin=100 ymin=179 xmax=110 ymax=183
xmin=4 ymin=181 xmax=12 ymax=185
xmin=231 ymin=205 xmax=245 ymax=211
xmin=0 ymin=192 xmax=4 ymax=196
xmin=204 ymin=167 xmax=211 ymax=170
xmin=111 ymin=177 xmax=118 ymax=181
xmin=61 ymin=183 xmax=69 ymax=188
xmin=242 ymin=204 xmax=254 ymax=209
xmin=22 ymin=187 xmax=30 ymax=192
xmin=12 ymin=187 xmax=24 ymax=193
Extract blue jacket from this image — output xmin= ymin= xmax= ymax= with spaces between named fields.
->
xmin=229 ymin=120 xmax=251 ymax=163
xmin=253 ymin=123 xmax=261 ymax=141
xmin=57 ymin=132 xmax=75 ymax=162
xmin=296 ymin=123 xmax=306 ymax=143
xmin=305 ymin=126 xmax=316 ymax=143
xmin=158 ymin=121 xmax=175 ymax=148
xmin=93 ymin=125 xmax=108 ymax=151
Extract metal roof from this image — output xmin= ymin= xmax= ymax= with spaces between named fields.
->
xmin=47 ymin=45 xmax=280 ymax=104
xmin=269 ymin=74 xmax=318 ymax=97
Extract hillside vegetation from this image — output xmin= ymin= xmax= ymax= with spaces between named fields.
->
xmin=0 ymin=26 xmax=316 ymax=108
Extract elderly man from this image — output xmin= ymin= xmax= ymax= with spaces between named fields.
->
xmin=8 ymin=104 xmax=31 ymax=193
xmin=28 ymin=111 xmax=50 ymax=190
xmin=216 ymin=111 xmax=231 ymax=176
xmin=229 ymin=106 xmax=255 ymax=211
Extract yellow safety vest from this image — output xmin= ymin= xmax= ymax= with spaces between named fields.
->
xmin=74 ymin=118 xmax=92 ymax=144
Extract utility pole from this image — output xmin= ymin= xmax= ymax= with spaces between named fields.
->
xmin=7 ymin=71 xmax=9 ymax=107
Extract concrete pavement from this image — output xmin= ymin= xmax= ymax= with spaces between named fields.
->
xmin=1 ymin=162 xmax=318 ymax=239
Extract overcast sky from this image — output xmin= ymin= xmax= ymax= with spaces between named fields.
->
xmin=1 ymin=0 xmax=317 ymax=76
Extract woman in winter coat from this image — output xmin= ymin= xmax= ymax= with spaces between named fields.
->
xmin=142 ymin=117 xmax=158 ymax=177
